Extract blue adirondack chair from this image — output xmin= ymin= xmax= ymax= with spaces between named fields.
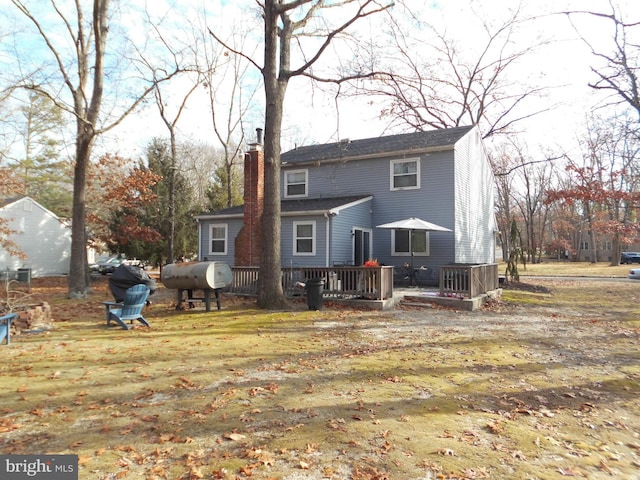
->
xmin=0 ymin=312 xmax=16 ymax=345
xmin=103 ymin=284 xmax=151 ymax=330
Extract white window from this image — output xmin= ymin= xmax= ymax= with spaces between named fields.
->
xmin=285 ymin=169 xmax=308 ymax=198
xmin=208 ymin=224 xmax=227 ymax=255
xmin=293 ymin=221 xmax=315 ymax=255
xmin=580 ymin=241 xmax=588 ymax=250
xmin=390 ymin=158 xmax=420 ymax=190
xmin=392 ymin=230 xmax=429 ymax=256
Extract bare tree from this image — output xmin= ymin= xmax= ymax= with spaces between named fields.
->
xmin=136 ymin=10 xmax=209 ymax=265
xmin=546 ymin=114 xmax=640 ymax=265
xmin=564 ymin=3 xmax=640 ymax=121
xmin=512 ymin=148 xmax=555 ymax=264
xmin=490 ymin=146 xmax=519 ymax=263
xmin=8 ymin=0 xmax=179 ymax=297
xmin=151 ymin=76 xmax=201 ymax=265
xmin=178 ymin=141 xmax=227 ymax=210
xmin=491 ymin=141 xmax=556 ymax=264
xmin=358 ymin=2 xmax=552 ymax=138
xmin=211 ymin=0 xmax=393 ymax=308
xmin=199 ymin=22 xmax=259 ymax=209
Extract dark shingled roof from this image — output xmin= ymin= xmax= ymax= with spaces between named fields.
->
xmin=197 ymin=194 xmax=372 ymax=218
xmin=0 ymin=196 xmax=24 ymax=208
xmin=280 ymin=194 xmax=372 ymax=213
xmin=281 ymin=125 xmax=474 ymax=165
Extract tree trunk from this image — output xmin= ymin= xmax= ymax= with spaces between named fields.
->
xmin=257 ymin=0 xmax=288 ymax=309
xmin=68 ymin=132 xmax=92 ymax=298
xmin=611 ymin=234 xmax=622 ymax=266
xmin=67 ymin=0 xmax=110 ymax=298
xmin=168 ymin=129 xmax=176 ymax=264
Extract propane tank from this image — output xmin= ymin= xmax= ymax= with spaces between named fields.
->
xmin=161 ymin=262 xmax=232 ymax=290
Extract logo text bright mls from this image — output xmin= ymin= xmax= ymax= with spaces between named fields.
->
xmin=1 ymin=455 xmax=77 ymax=479
xmin=5 ymin=458 xmax=52 ymax=476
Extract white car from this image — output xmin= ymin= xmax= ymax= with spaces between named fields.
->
xmin=628 ymin=268 xmax=640 ymax=280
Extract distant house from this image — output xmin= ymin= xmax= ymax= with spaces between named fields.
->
xmin=0 ymin=196 xmax=71 ymax=277
xmin=195 ymin=125 xmax=496 ymax=284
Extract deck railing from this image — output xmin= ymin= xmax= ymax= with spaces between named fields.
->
xmin=439 ymin=263 xmax=499 ymax=298
xmin=231 ymin=263 xmax=498 ymax=301
xmin=230 ymin=266 xmax=394 ymax=300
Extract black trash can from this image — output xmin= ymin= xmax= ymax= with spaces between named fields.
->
xmin=305 ymin=278 xmax=324 ymax=310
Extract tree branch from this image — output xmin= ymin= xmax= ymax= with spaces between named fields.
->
xmin=208 ymin=28 xmax=263 ymax=73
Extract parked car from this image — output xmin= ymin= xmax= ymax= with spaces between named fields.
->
xmin=621 ymin=252 xmax=640 ymax=264
xmin=629 ymin=268 xmax=640 ymax=280
xmin=89 ymin=255 xmax=110 ymax=273
xmin=98 ymin=257 xmax=123 ymax=275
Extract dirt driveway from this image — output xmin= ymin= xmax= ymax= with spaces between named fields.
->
xmin=1 ymin=276 xmax=639 ymax=479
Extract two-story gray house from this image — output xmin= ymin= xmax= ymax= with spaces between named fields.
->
xmin=195 ymin=125 xmax=495 ymax=285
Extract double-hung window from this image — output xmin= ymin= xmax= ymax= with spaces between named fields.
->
xmin=285 ymin=169 xmax=308 ymax=197
xmin=392 ymin=230 xmax=429 ymax=256
xmin=390 ymin=158 xmax=420 ymax=190
xmin=209 ymin=224 xmax=227 ymax=255
xmin=293 ymin=221 xmax=315 ymax=255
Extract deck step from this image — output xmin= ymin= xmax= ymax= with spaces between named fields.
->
xmin=399 ymin=300 xmax=434 ymax=309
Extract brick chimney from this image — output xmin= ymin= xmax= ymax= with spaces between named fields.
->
xmin=235 ymin=128 xmax=264 ymax=266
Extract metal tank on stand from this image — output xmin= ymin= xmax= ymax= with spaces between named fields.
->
xmin=161 ymin=262 xmax=232 ymax=311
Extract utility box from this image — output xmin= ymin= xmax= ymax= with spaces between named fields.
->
xmin=17 ymin=268 xmax=31 ymax=283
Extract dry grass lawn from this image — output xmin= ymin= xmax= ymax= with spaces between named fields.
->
xmin=1 ymin=270 xmax=640 ymax=479
xmin=513 ymin=260 xmax=633 ymax=278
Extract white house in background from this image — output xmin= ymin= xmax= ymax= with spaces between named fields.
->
xmin=0 ymin=196 xmax=71 ymax=277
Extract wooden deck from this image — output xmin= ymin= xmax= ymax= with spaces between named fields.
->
xmin=230 ymin=266 xmax=394 ymax=301
xmin=230 ymin=263 xmax=499 ymax=303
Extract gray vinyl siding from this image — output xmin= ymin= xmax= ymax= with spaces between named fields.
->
xmin=330 ymin=199 xmax=373 ymax=265
xmin=372 ymin=151 xmax=456 ymax=269
xmin=283 ymin=150 xmax=458 ymax=271
xmin=281 ymin=215 xmax=328 ymax=268
xmin=302 ymin=160 xmax=387 ymax=199
xmin=0 ymin=197 xmax=71 ymax=276
xmin=453 ymin=129 xmax=496 ymax=264
xmin=197 ymin=126 xmax=494 ymax=271
xmin=199 ymin=219 xmax=243 ymax=265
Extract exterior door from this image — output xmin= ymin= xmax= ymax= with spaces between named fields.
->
xmin=353 ymin=228 xmax=371 ymax=266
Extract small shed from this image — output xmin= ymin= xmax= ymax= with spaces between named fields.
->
xmin=0 ymin=196 xmax=71 ymax=277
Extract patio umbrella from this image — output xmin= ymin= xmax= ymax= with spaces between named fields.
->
xmin=376 ymin=217 xmax=452 ymax=284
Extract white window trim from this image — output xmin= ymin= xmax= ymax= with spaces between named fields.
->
xmin=293 ymin=220 xmax=316 ymax=256
xmin=208 ymin=223 xmax=228 ymax=255
xmin=391 ymin=230 xmax=430 ymax=256
xmin=284 ymin=169 xmax=308 ymax=198
xmin=390 ymin=158 xmax=420 ymax=191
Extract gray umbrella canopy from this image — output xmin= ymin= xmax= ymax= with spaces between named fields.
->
xmin=376 ymin=217 xmax=452 ymax=232
xmin=376 ymin=217 xmax=452 ymax=284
